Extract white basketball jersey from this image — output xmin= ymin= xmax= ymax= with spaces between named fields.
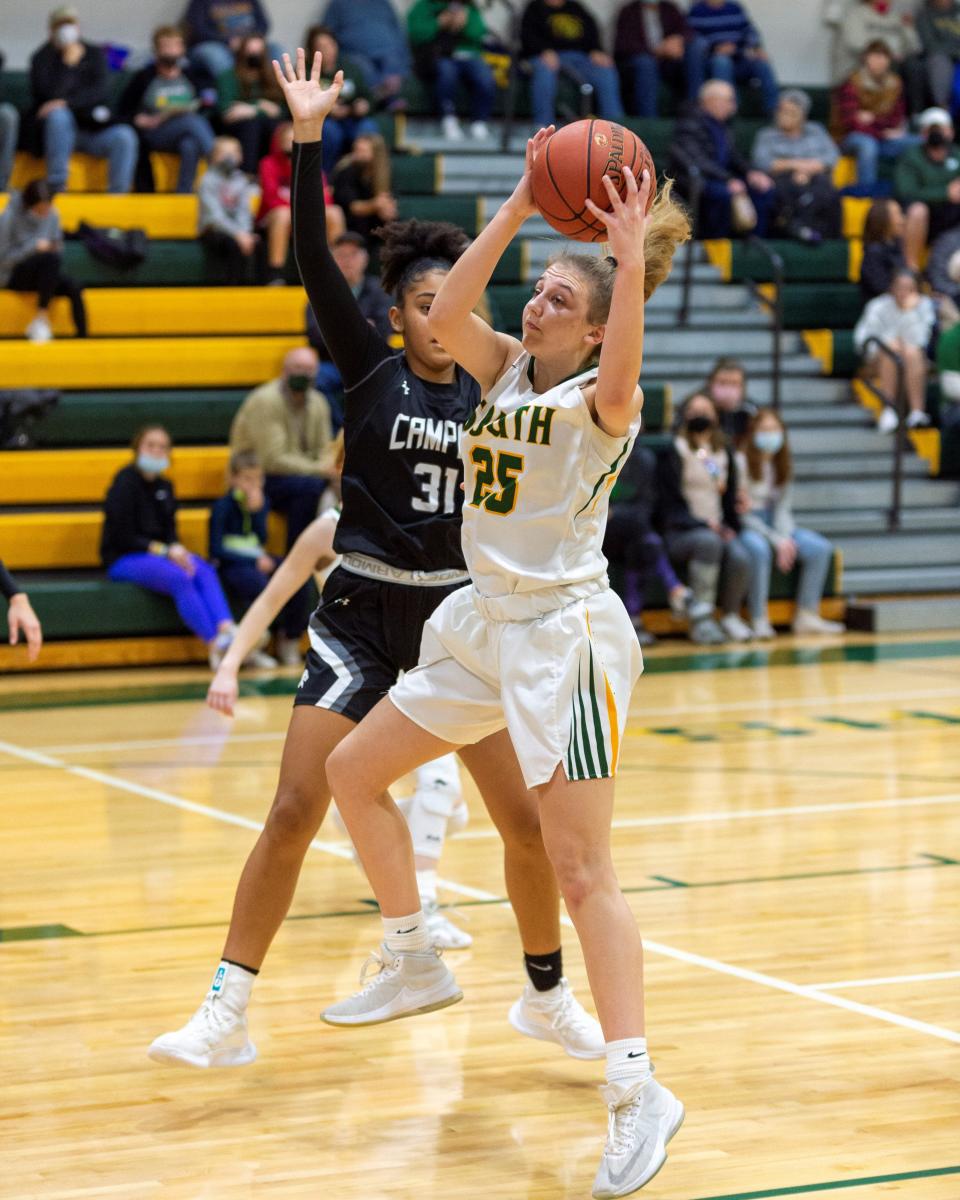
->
xmin=460 ymin=351 xmax=641 ymax=596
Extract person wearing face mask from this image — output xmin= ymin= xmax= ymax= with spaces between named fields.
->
xmin=28 ymin=6 xmax=138 ymax=194
xmin=737 ymin=410 xmax=844 ymax=638
xmin=304 ymin=25 xmax=380 ymax=173
xmin=101 ymin=425 xmax=239 ymax=669
xmin=217 ymin=33 xmax=287 ymax=174
xmin=895 ymin=108 xmax=960 ymax=270
xmin=704 ymin=356 xmax=757 ymax=444
xmin=182 ymin=0 xmax=273 ymax=81
xmin=118 ymin=26 xmax=217 ymax=194
xmin=197 ymin=136 xmax=262 ymax=283
xmin=0 ymin=179 xmax=86 ymax=342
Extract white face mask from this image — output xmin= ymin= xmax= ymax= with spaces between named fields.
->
xmin=54 ymin=23 xmax=81 ymax=48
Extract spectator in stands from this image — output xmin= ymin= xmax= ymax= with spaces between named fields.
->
xmin=306 ymin=231 xmax=392 ymax=426
xmin=1 ymin=559 xmax=43 ymax=663
xmin=658 ymin=393 xmax=755 ymax=644
xmin=603 ymin=442 xmax=693 ymax=646
xmin=859 ymin=196 xmax=906 ymax=299
xmin=321 ymin=0 xmax=412 ymax=112
xmin=198 ymin=135 xmax=262 ymax=284
xmin=28 ymin=6 xmax=138 ymax=195
xmin=854 ymin=267 xmax=937 ymax=430
xmin=183 ymin=0 xmax=272 ymax=81
xmin=895 ymin=107 xmax=960 ymax=269
xmin=332 ymin=132 xmax=397 ymax=240
xmin=705 ymin=355 xmax=757 ymax=443
xmin=519 ymin=0 xmax=625 ymax=128
xmin=0 ymin=51 xmax=20 ymax=193
xmin=209 ymin=450 xmax=301 ymax=668
xmin=304 ymin=25 xmax=379 ymax=172
xmin=927 ymin=225 xmax=960 ymax=320
xmin=839 ymin=0 xmax=924 ymax=112
xmin=738 ymin=408 xmax=844 ymax=638
xmin=670 ymin=80 xmax=775 ymax=238
xmin=752 ymin=88 xmax=842 ymax=242
xmin=614 ymin=1 xmax=708 ymax=118
xmin=408 ymin=0 xmax=497 ymax=142
xmin=217 ymin=33 xmax=286 ymax=174
xmin=917 ymin=0 xmax=960 ymax=111
xmin=101 ymin=425 xmax=238 ymax=668
xmin=258 ymin=122 xmax=293 ymax=284
xmin=0 ymin=180 xmax=86 ymax=343
xmin=830 ymin=40 xmax=919 ymax=194
xmin=936 ymin=317 xmax=960 ymax=428
xmin=686 ymin=0 xmax=778 ymax=116
xmin=119 ymin=26 xmax=217 ymax=195
xmin=229 ymin=348 xmax=335 ymax=592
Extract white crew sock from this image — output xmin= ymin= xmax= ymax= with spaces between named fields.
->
xmin=382 ymin=910 xmax=432 ymax=955
xmin=416 ymin=867 xmax=438 ymax=905
xmin=209 ymin=959 xmax=256 ymax=1013
xmin=605 ymin=1037 xmax=652 ymax=1087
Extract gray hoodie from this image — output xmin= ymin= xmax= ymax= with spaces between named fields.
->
xmin=197 ymin=166 xmax=258 ymax=238
xmin=0 ymin=192 xmax=62 ymax=286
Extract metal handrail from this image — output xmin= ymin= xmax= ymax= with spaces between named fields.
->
xmin=861 ymin=335 xmax=908 ymax=531
xmin=666 ymin=144 xmax=701 ymax=327
xmin=743 ymin=235 xmax=784 ymax=413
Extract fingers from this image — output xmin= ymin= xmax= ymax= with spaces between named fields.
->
xmin=7 ymin=612 xmax=17 ymax=646
xmin=636 ymin=167 xmax=653 ymax=210
xmin=583 ymin=197 xmax=611 ymax=227
xmin=296 ymin=46 xmax=306 ymax=80
xmin=600 ymin=173 xmax=625 ymax=212
xmin=623 ymin=163 xmax=639 ymax=198
xmin=310 ymin=48 xmax=322 ymax=83
xmin=26 ymin=624 xmax=41 ymax=663
xmin=271 ymin=57 xmax=287 ymax=89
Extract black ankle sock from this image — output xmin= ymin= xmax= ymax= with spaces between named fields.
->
xmin=222 ymin=956 xmax=259 ymax=976
xmin=524 ymin=948 xmax=563 ymax=992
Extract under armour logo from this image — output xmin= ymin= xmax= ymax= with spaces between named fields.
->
xmin=401 ymin=380 xmax=410 ymax=395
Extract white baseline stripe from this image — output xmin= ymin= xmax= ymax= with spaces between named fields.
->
xmin=811 ymin=969 xmax=960 ymax=991
xmin=42 ymin=732 xmax=286 ymax=755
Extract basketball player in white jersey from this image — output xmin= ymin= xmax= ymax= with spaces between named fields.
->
xmin=321 ymin=129 xmax=692 ymax=1196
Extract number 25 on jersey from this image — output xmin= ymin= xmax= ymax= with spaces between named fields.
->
xmin=469 ymin=447 xmax=524 ymax=516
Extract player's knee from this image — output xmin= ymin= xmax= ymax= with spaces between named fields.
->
xmin=264 ymin=783 xmax=324 ymax=847
xmin=546 ymin=842 xmax=612 ymax=910
xmin=324 ymin=742 xmax=354 ymax=807
xmin=499 ymin=798 xmax=545 ymax=856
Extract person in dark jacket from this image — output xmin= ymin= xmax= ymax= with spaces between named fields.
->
xmin=331 ymin=131 xmax=397 ymax=240
xmin=0 ymin=50 xmax=20 ymax=193
xmin=917 ymin=0 xmax=960 ymax=112
xmin=29 ymin=5 xmax=137 ymax=193
xmin=927 ymin=223 xmax=960 ymax=309
xmin=669 ymin=79 xmax=775 ymax=238
xmin=101 ymin=424 xmax=237 ymax=666
xmin=859 ymin=196 xmax=906 ymax=301
xmin=304 ymin=25 xmax=379 ymax=172
xmin=182 ymin=0 xmax=272 ymax=80
xmin=520 ymin=0 xmax=625 ymax=127
xmin=119 ymin=26 xmax=217 ymax=194
xmin=614 ymin=0 xmax=708 ymax=117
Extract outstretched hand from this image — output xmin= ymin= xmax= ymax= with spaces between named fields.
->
xmin=505 ymin=125 xmax=554 ymax=220
xmin=272 ymin=48 xmax=344 ymax=138
xmin=584 ymin=166 xmax=652 ymax=271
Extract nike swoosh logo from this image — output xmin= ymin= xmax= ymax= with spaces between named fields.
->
xmin=527 ymin=962 xmax=554 ymax=971
xmin=396 ymin=926 xmax=418 ymax=934
xmin=627 ymin=1051 xmax=646 ymax=1058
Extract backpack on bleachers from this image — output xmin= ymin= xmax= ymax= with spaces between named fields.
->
xmin=76 ymin=221 xmax=148 ymax=270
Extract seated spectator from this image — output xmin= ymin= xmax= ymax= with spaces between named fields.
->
xmin=752 ymin=88 xmax=842 ymax=242
xmin=198 ymin=136 xmax=262 ymax=284
xmin=614 ymin=0 xmax=707 ymax=118
xmin=602 ymin=441 xmax=692 ymax=646
xmin=1 ymin=558 xmax=43 ymax=663
xmin=859 ymin=196 xmax=906 ymax=300
xmin=686 ymin=0 xmax=778 ymax=116
xmin=0 ymin=180 xmax=86 ymax=342
xmin=209 ymin=450 xmax=308 ymax=666
xmin=321 ymin=0 xmax=412 ymax=112
xmin=839 ymin=0 xmax=924 ymax=112
xmin=917 ymin=0 xmax=960 ymax=112
xmin=229 ymin=346 xmax=335 ymax=571
xmin=669 ymin=80 xmax=775 ymax=239
xmin=738 ymin=409 xmax=844 ymax=639
xmin=519 ymin=0 xmax=625 ymax=129
xmin=705 ymin=355 xmax=757 ymax=443
xmin=100 ymin=424 xmax=238 ymax=668
xmin=332 ymin=132 xmax=398 ymax=240
xmin=408 ymin=0 xmax=496 ymax=142
xmin=830 ymin=40 xmax=919 ymax=194
xmin=183 ymin=0 xmax=272 ymax=81
xmin=119 ymin=26 xmax=217 ymax=195
xmin=306 ymin=231 xmax=392 ymax=426
xmin=258 ymin=122 xmax=293 ymax=284
xmin=896 ymin=107 xmax=960 ymax=269
xmin=854 ymin=267 xmax=937 ymax=430
xmin=927 ymin=225 xmax=960 ymax=321
xmin=304 ymin=24 xmax=379 ymax=173
xmin=28 ymin=6 xmax=137 ymax=194
xmin=0 ymin=50 xmax=20 ymax=193
xmin=658 ymin=393 xmax=756 ymax=644
xmin=217 ymin=33 xmax=286 ymax=174
xmin=936 ymin=317 xmax=960 ymax=428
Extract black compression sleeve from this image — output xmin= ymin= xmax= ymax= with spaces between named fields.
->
xmin=0 ymin=559 xmax=22 ymax=600
xmin=291 ymin=140 xmax=392 ymax=392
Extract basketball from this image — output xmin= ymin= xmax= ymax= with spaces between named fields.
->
xmin=531 ymin=120 xmax=655 ymax=243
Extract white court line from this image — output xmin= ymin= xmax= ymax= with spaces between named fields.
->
xmin=41 ymin=732 xmax=287 ymax=755
xmin=4 ymin=737 xmax=958 ymax=1046
xmin=811 ymin=969 xmax=960 ymax=991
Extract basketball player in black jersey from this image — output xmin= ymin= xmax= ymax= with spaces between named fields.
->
xmin=148 ymin=47 xmax=603 ymax=1069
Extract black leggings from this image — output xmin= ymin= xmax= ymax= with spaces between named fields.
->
xmin=8 ymin=251 xmax=87 ymax=336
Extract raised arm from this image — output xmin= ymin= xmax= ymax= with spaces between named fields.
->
xmin=427 ymin=129 xmax=553 ymax=392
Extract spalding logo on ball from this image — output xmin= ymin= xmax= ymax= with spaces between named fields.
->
xmin=532 ymin=119 xmax=656 ymax=243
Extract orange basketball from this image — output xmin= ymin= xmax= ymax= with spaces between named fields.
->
xmin=531 ymin=120 xmax=655 ymax=243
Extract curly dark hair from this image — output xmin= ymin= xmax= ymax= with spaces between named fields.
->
xmin=378 ymin=219 xmax=471 ymax=301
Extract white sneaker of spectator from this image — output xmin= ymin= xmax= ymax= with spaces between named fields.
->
xmin=720 ymin=612 xmax=753 ymax=642
xmin=751 ymin=617 xmax=776 ymax=640
xmin=877 ymin=406 xmax=899 ymax=434
xmin=469 ymin=121 xmax=489 ymax=141
xmin=274 ymin=635 xmax=303 ymax=667
xmin=792 ymin=609 xmax=845 ymax=636
xmin=442 ymin=115 xmax=464 ymax=141
xmin=905 ymin=410 xmax=931 ymax=429
xmin=25 ymin=315 xmax=53 ymax=343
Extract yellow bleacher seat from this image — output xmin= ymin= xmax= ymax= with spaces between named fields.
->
xmin=10 ymin=151 xmax=205 ymax=195
xmin=842 ymin=195 xmax=872 ymax=240
xmin=833 ymin=156 xmax=858 ymax=190
xmin=0 ymin=508 xmax=209 ymax=570
xmin=0 ymin=190 xmax=257 ymax=237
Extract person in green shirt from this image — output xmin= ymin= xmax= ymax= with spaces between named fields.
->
xmin=304 ymin=24 xmax=380 ymax=171
xmin=217 ymin=31 xmax=287 ymax=172
xmin=896 ymin=107 xmax=960 ymax=271
xmin=936 ymin=319 xmax=960 ymax=430
xmin=408 ymin=0 xmax=496 ymax=142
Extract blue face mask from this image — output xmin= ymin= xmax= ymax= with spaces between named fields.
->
xmin=137 ymin=452 xmax=169 ymax=475
xmin=753 ymin=430 xmax=784 ymax=455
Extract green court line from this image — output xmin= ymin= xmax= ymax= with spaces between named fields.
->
xmin=0 ymin=923 xmax=82 ymax=942
xmin=907 ymin=709 xmax=960 ymax=724
xmin=2 ymin=638 xmax=960 ymax=712
xmin=690 ymin=1163 xmax=960 ymax=1200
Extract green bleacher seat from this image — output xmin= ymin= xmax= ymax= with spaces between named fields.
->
xmin=34 ymin=389 xmax=246 ymax=446
xmin=781 ymin=283 xmax=862 ymax=329
xmin=19 ymin=574 xmax=185 ymax=639
xmin=730 ymin=240 xmax=852 ymax=283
